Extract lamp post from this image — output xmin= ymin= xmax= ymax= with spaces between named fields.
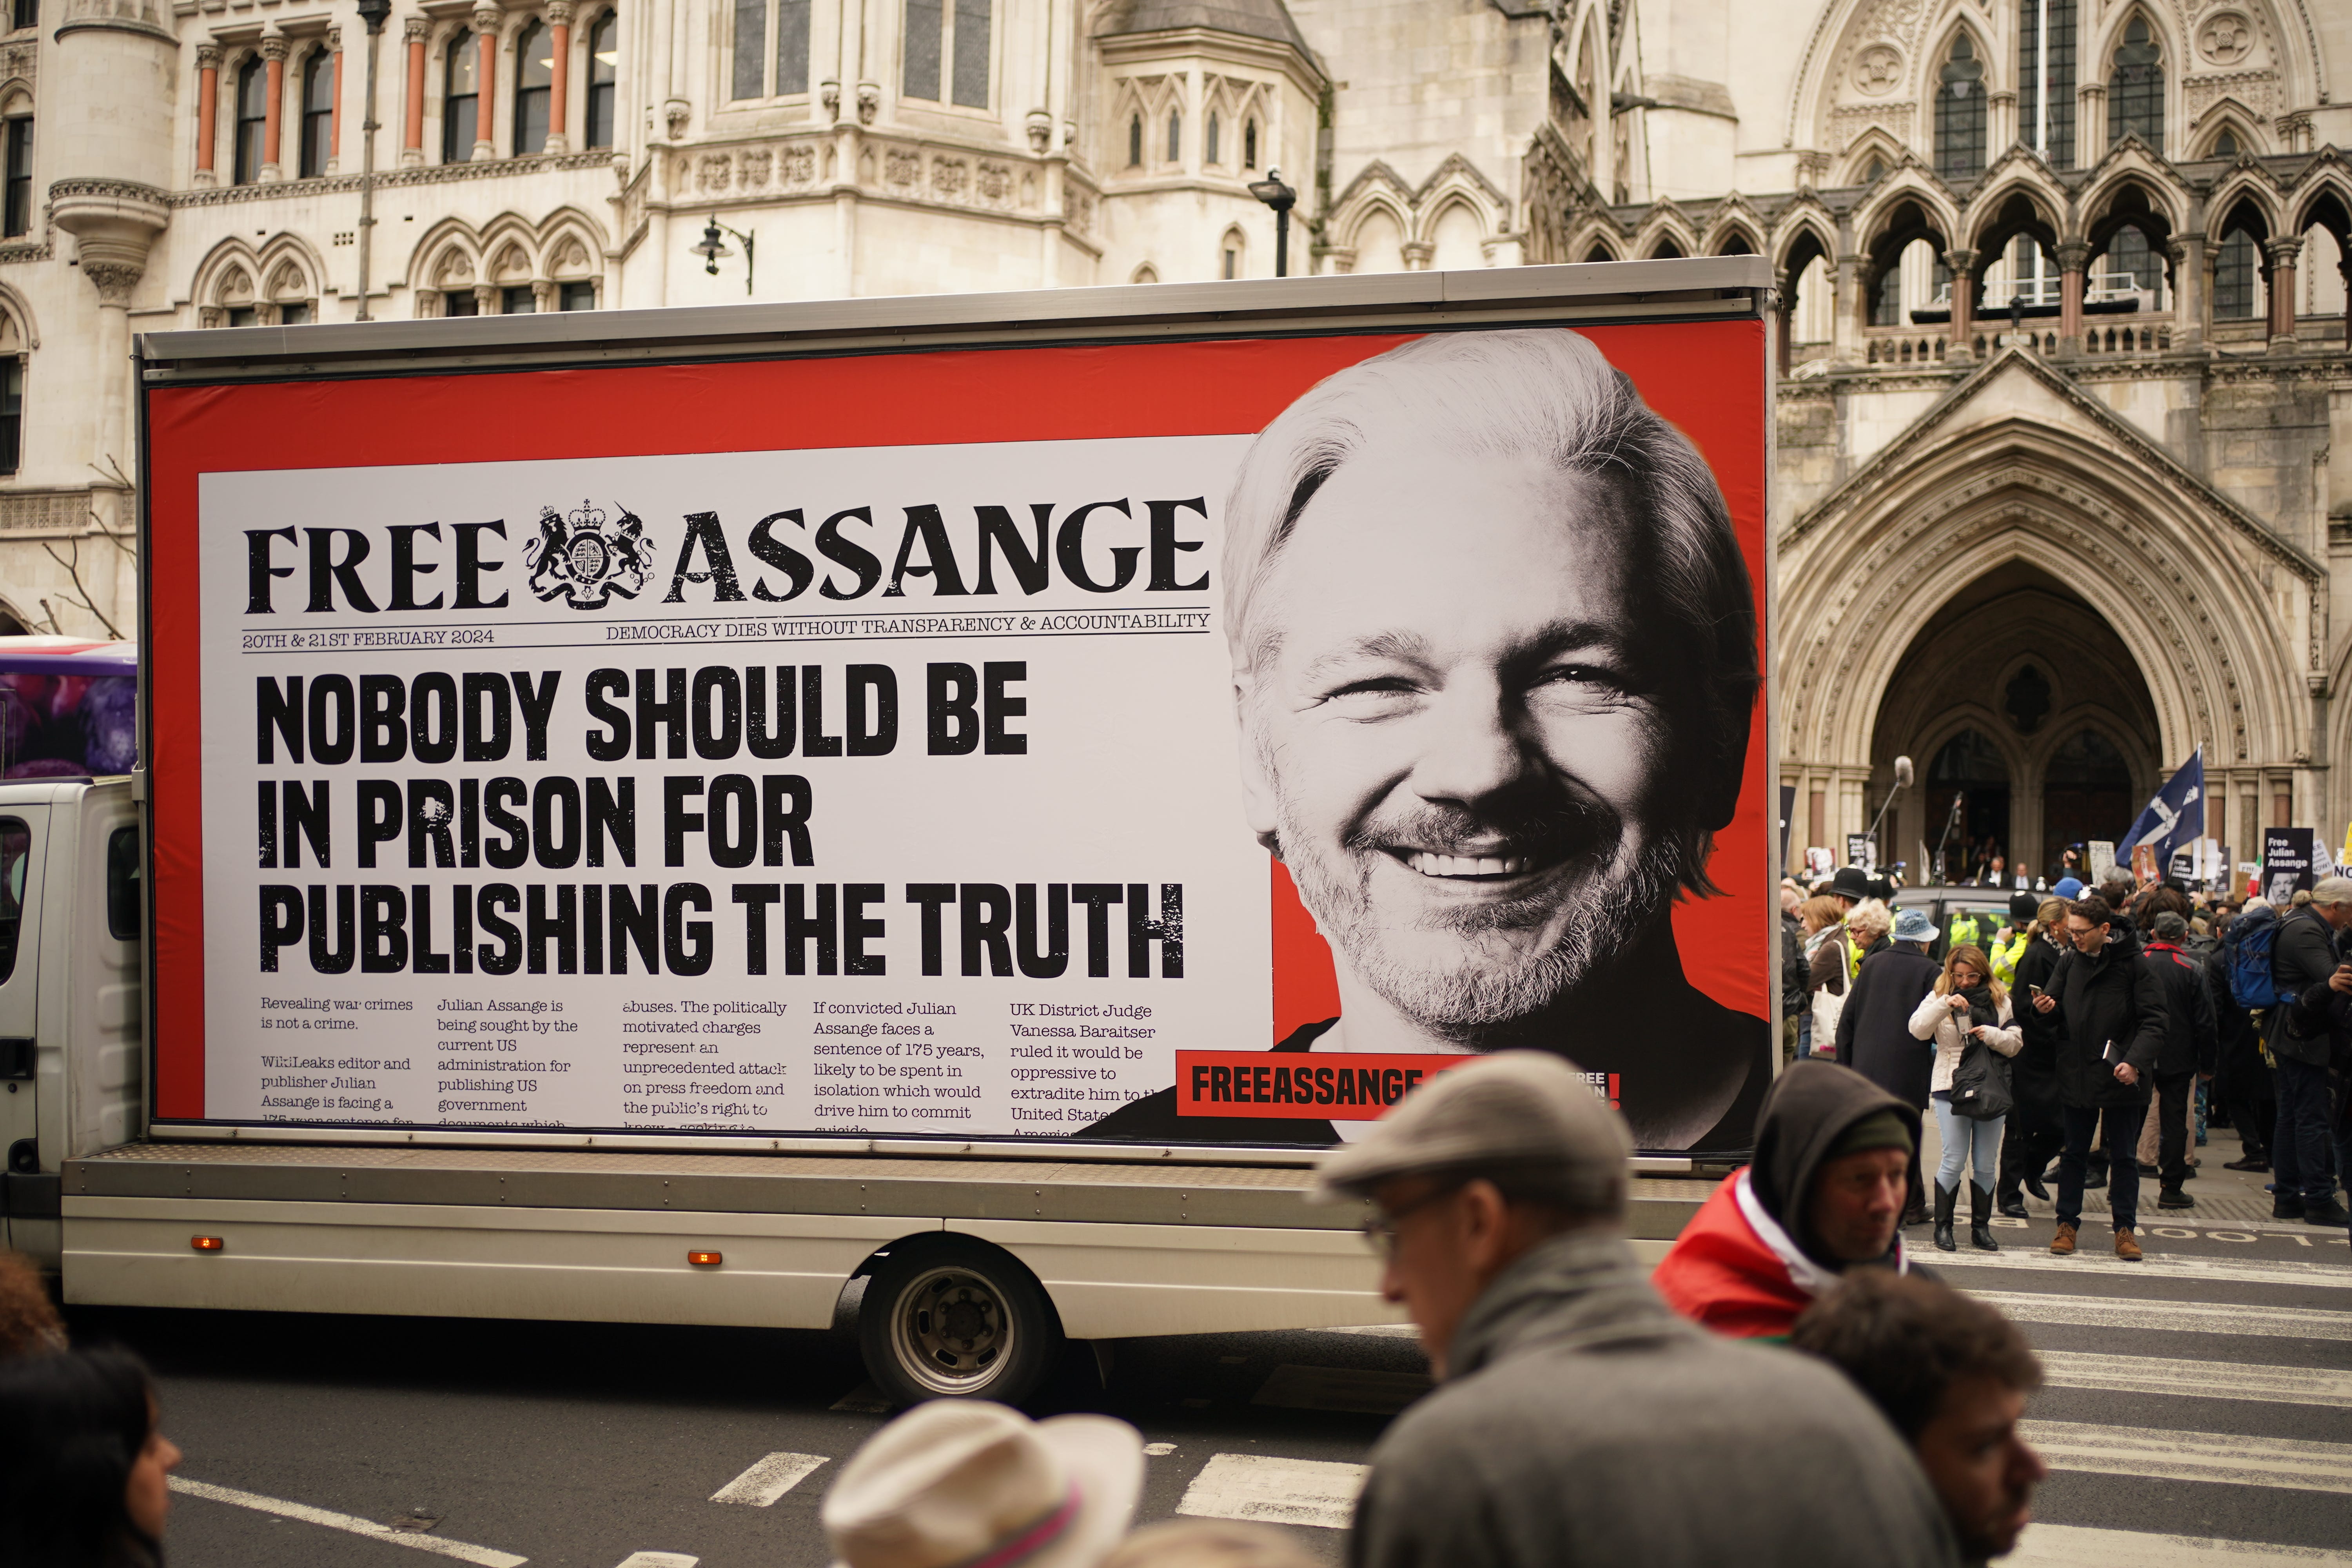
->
xmin=691 ymin=215 xmax=756 ymax=295
xmin=1247 ymin=167 xmax=1296 ymax=278
xmin=352 ymin=0 xmax=392 ymax=321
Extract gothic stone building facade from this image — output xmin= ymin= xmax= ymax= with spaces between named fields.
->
xmin=9 ymin=0 xmax=2352 ymax=865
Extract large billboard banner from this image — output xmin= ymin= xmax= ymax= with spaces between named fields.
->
xmin=147 ymin=318 xmax=1770 ymax=1154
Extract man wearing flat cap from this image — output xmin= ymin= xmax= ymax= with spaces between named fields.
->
xmin=1326 ymin=1052 xmax=1957 ymax=1568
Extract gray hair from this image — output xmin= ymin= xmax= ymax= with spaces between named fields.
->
xmin=1220 ymin=328 xmax=1759 ymax=889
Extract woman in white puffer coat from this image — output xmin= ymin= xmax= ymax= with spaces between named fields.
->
xmin=1908 ymin=944 xmax=2023 ymax=1254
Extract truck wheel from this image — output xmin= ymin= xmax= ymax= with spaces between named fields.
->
xmin=857 ymin=1238 xmax=1062 ymax=1408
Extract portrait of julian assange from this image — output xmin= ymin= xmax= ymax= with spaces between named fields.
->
xmin=1084 ymin=327 xmax=1771 ymax=1154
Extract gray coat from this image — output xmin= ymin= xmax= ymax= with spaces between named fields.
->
xmin=1347 ymin=1231 xmax=1960 ymax=1568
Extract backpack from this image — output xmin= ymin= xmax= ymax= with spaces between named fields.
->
xmin=2225 ymin=906 xmax=2283 ymax=1008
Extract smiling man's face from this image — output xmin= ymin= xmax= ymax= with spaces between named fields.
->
xmin=1238 ymin=446 xmax=1688 ymax=1039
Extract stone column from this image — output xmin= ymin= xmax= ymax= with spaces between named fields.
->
xmin=2168 ymin=232 xmax=2205 ymax=349
xmin=545 ymin=1 xmax=573 ymax=154
xmin=326 ymin=29 xmax=344 ymax=173
xmin=1832 ymin=249 xmax=1864 ymax=365
xmin=2268 ymin=236 xmax=2301 ymax=352
xmin=472 ymin=4 xmax=500 ymax=160
xmin=2057 ymin=240 xmax=2088 ymax=354
xmin=2078 ymin=85 xmax=2106 ymax=163
xmin=194 ymin=45 xmax=221 ymax=185
xmin=403 ymin=18 xmax=428 ymax=165
xmin=473 ymin=281 xmax=499 ymax=314
xmin=261 ymin=34 xmax=289 ymax=181
xmin=1944 ymin=248 xmax=1976 ymax=361
xmin=1989 ymin=89 xmax=2018 ymax=154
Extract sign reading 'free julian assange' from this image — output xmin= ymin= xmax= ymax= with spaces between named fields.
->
xmin=145 ymin=320 xmax=1772 ymax=1155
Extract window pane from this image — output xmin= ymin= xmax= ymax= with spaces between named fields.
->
xmin=2213 ymin=229 xmax=2256 ymax=318
xmin=951 ymin=0 xmax=988 ymax=107
xmin=1167 ymin=111 xmax=1179 ymax=163
xmin=106 ymin=826 xmax=139 ymax=941
xmin=2108 ymin=16 xmax=2163 ymax=154
xmin=306 ymin=49 xmax=334 ymax=111
xmin=227 ymin=305 xmax=258 ymax=327
xmin=240 ymin=57 xmax=269 ymax=117
xmin=446 ymin=31 xmax=477 ymax=95
xmin=776 ymin=0 xmax=810 ymax=94
xmin=1128 ymin=114 xmax=1140 ymax=167
xmin=587 ymin=11 xmax=618 ymax=147
xmin=518 ymin=20 xmax=552 ymax=86
xmin=443 ymin=290 xmax=479 ymax=317
xmin=0 ymin=820 xmax=29 ymax=985
xmin=560 ymin=280 xmax=597 ymax=310
xmin=444 ymin=32 xmax=477 ymax=163
xmin=0 ymin=358 xmax=20 ymax=475
xmin=2016 ymin=0 xmax=2077 ymax=168
xmin=1207 ymin=113 xmax=1219 ymax=164
xmin=502 ymin=285 xmax=537 ymax=314
xmin=279 ymin=301 xmax=310 ymax=325
xmin=904 ymin=0 xmax=942 ymax=100
xmin=4 ymin=119 xmax=30 ymax=238
xmin=9 ymin=0 xmax=34 ymax=31
xmin=733 ymin=0 xmax=765 ymax=99
xmin=1935 ymin=35 xmax=1986 ymax=180
xmin=1243 ymin=119 xmax=1256 ymax=169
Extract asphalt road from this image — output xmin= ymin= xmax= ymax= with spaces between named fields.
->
xmin=61 ymin=1124 xmax=2352 ymax=1568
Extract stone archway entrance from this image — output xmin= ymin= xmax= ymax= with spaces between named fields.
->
xmin=1866 ymin=561 xmax=2159 ymax=885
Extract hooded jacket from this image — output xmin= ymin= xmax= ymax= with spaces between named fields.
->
xmin=2046 ymin=925 xmax=2164 ymax=1108
xmin=1836 ymin=944 xmax=1944 ymax=1107
xmin=1653 ymin=1062 xmax=1926 ymax=1340
xmin=1349 ymin=1230 xmax=1960 ymax=1568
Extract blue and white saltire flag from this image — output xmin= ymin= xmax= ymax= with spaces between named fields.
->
xmin=2118 ymin=747 xmax=2204 ymax=869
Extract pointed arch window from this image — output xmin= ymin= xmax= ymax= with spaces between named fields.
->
xmin=1127 ymin=113 xmax=1141 ymax=168
xmin=1165 ymin=109 xmax=1180 ymax=164
xmin=2108 ymin=15 xmax=2163 ymax=153
xmin=2 ymin=114 xmax=30 ymax=237
xmin=299 ymin=49 xmax=334 ymax=178
xmin=514 ymin=20 xmax=553 ymax=153
xmin=1206 ymin=111 xmax=1220 ymax=166
xmin=442 ymin=31 xmax=477 ymax=164
xmin=1243 ymin=118 xmax=1257 ymax=169
xmin=1934 ymin=34 xmax=1987 ymax=180
xmin=234 ymin=56 xmax=268 ymax=184
xmin=2017 ymin=0 xmax=2077 ymax=168
xmin=2213 ymin=228 xmax=2257 ymax=318
xmin=586 ymin=10 xmax=619 ymax=147
xmin=2210 ymin=129 xmax=2238 ymax=158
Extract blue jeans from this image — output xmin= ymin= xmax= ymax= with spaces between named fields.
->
xmin=1934 ymin=1093 xmax=2002 ymax=1190
xmin=2275 ymin=1054 xmax=2340 ymax=1206
xmin=2058 ymin=1101 xmax=2147 ymax=1232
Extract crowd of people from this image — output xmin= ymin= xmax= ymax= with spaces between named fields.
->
xmin=1782 ymin=864 xmax=2352 ymax=1259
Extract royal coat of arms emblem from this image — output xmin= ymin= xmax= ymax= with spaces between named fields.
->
xmin=524 ymin=501 xmax=653 ymax=610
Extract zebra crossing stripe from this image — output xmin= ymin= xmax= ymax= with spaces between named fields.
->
xmin=1173 ymin=1453 xmax=1368 ymax=1530
xmin=2022 ymin=1421 xmax=2352 ymax=1494
xmin=1999 ymin=1521 xmax=2352 ymax=1564
xmin=2036 ymin=1351 xmax=2352 ymax=1409
xmin=1968 ymin=1290 xmax=2352 ymax=1341
xmin=1936 ymin=1250 xmax=2352 ymax=1288
xmin=708 ymin=1452 xmax=828 ymax=1506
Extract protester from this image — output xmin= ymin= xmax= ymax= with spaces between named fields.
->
xmin=1838 ymin=907 xmax=1943 ymax=1224
xmin=2050 ymin=877 xmax=2084 ymax=902
xmin=1655 ymin=1061 xmax=1934 ymax=1339
xmin=1104 ymin=1521 xmax=1323 ymax=1568
xmin=1782 ymin=893 xmax=1810 ymax=1066
xmin=819 ymin=1400 xmax=1145 ymax=1568
xmin=1322 ymin=1053 xmax=1958 ymax=1568
xmin=1988 ymin=893 xmax=2037 ymax=988
xmin=2030 ymin=897 xmax=2163 ymax=1260
xmin=2138 ymin=910 xmax=2218 ymax=1211
xmin=1908 ymin=946 xmax=2022 ymax=1252
xmin=1827 ymin=865 xmax=1871 ymax=914
xmin=1791 ymin=1272 xmax=2047 ymax=1568
xmin=1847 ymin=898 xmax=1895 ymax=966
xmin=0 ymin=1249 xmax=65 ymax=1360
xmin=2216 ymin=897 xmax=2277 ymax=1171
xmin=2266 ymin=875 xmax=2352 ymax=1225
xmin=1995 ymin=900 xmax=2071 ymax=1218
xmin=1802 ymin=894 xmax=1857 ymax=1062
xmin=0 ymin=1345 xmax=181 ymax=1568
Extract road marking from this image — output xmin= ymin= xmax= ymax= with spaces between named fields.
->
xmin=2038 ymin=1352 xmax=2352 ymax=1408
xmin=1999 ymin=1522 xmax=2352 ymax=1564
xmin=709 ymin=1452 xmax=828 ymax=1507
xmin=1174 ymin=1454 xmax=1368 ymax=1531
xmin=1936 ymin=1250 xmax=2352 ymax=1287
xmin=612 ymin=1556 xmax=699 ymax=1568
xmin=1143 ymin=1443 xmax=1179 ymax=1457
xmin=169 ymin=1477 xmax=527 ymax=1567
xmin=1252 ymin=1364 xmax=1432 ymax=1416
xmin=2022 ymin=1421 xmax=2352 ymax=1494
xmin=1969 ymin=1291 xmax=2352 ymax=1341
xmin=1321 ymin=1324 xmax=1419 ymax=1339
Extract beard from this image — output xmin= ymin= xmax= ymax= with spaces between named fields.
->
xmin=1275 ymin=777 xmax=1686 ymax=1043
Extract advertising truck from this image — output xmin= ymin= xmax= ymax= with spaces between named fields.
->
xmin=4 ymin=258 xmax=1773 ymax=1405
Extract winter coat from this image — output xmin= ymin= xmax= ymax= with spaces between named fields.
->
xmin=1907 ymin=989 xmax=2023 ymax=1094
xmin=2010 ymin=936 xmax=2065 ymax=1080
xmin=2203 ymin=938 xmax=2256 ymax=1067
xmin=2044 ymin=927 xmax=2164 ymax=1109
xmin=1780 ymin=914 xmax=1808 ymax=1018
xmin=1806 ymin=925 xmax=1853 ymax=997
xmin=1348 ymin=1229 xmax=1960 ymax=1568
xmin=2268 ymin=907 xmax=2345 ymax=1068
xmin=2140 ymin=940 xmax=2220 ymax=1077
xmin=1836 ymin=945 xmax=1944 ymax=1108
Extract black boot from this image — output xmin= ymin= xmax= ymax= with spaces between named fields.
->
xmin=1933 ymin=1181 xmax=1959 ymax=1252
xmin=2022 ymin=1167 xmax=2050 ymax=1201
xmin=1969 ymin=1182 xmax=2000 ymax=1251
xmin=1996 ymin=1181 xmax=2029 ymax=1220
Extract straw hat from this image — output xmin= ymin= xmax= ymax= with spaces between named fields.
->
xmin=822 ymin=1401 xmax=1145 ymax=1568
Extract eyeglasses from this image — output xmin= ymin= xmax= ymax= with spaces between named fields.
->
xmin=1357 ymin=1182 xmax=1463 ymax=1258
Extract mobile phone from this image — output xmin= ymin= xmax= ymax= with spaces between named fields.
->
xmin=2028 ymin=984 xmax=2045 ymax=998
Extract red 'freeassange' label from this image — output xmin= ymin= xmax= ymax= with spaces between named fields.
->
xmin=1174 ymin=1051 xmax=1620 ymax=1121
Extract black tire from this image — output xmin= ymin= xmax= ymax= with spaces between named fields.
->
xmin=856 ymin=1236 xmax=1063 ymax=1408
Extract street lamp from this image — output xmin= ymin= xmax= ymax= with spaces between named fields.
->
xmin=692 ymin=216 xmax=755 ymax=296
xmin=1247 ymin=167 xmax=1296 ymax=278
xmin=352 ymin=0 xmax=392 ymax=322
